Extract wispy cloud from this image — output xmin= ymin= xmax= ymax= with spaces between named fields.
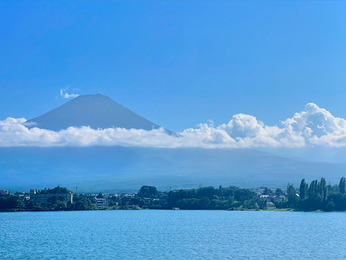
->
xmin=0 ymin=103 xmax=345 ymax=148
xmin=59 ymin=88 xmax=79 ymax=99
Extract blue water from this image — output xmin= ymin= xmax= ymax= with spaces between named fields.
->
xmin=0 ymin=210 xmax=345 ymax=259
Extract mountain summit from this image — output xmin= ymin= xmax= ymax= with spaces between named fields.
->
xmin=28 ymin=94 xmax=161 ymax=131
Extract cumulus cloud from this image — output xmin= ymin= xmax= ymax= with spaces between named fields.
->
xmin=281 ymin=103 xmax=346 ymax=147
xmin=60 ymin=88 xmax=79 ymax=99
xmin=0 ymin=103 xmax=345 ymax=148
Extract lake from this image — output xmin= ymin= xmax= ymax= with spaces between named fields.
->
xmin=0 ymin=210 xmax=345 ymax=259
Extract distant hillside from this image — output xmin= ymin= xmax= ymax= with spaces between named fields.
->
xmin=0 ymin=147 xmax=345 ymax=192
xmin=28 ymin=94 xmax=161 ymax=131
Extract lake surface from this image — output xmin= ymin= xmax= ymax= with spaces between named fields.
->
xmin=0 ymin=210 xmax=345 ymax=259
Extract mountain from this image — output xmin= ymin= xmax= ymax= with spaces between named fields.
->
xmin=6 ymin=95 xmax=345 ymax=192
xmin=28 ymin=94 xmax=161 ymax=131
xmin=1 ymin=147 xmax=345 ymax=192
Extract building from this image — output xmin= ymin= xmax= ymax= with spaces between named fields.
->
xmin=30 ymin=189 xmax=73 ymax=204
xmin=0 ymin=190 xmax=9 ymax=196
xmin=95 ymin=198 xmax=108 ymax=207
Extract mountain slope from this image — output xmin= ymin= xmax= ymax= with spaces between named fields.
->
xmin=28 ymin=94 xmax=160 ymax=131
xmin=1 ymin=147 xmax=345 ymax=192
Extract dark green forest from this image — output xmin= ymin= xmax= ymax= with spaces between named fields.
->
xmin=1 ymin=177 xmax=346 ymax=212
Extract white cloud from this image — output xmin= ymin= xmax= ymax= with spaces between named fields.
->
xmin=0 ymin=103 xmax=345 ymax=148
xmin=281 ymin=103 xmax=346 ymax=147
xmin=60 ymin=88 xmax=79 ymax=99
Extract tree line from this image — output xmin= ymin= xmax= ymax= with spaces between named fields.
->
xmin=285 ymin=177 xmax=346 ymax=211
xmin=1 ymin=177 xmax=346 ymax=212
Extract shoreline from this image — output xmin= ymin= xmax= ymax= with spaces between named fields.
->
xmin=1 ymin=208 xmax=344 ymax=213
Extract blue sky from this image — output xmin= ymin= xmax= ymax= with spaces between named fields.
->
xmin=0 ymin=1 xmax=345 ymax=132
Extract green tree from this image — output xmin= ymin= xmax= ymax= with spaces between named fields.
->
xmin=234 ymin=189 xmax=257 ymax=202
xmin=262 ymin=187 xmax=272 ymax=195
xmin=299 ymin=179 xmax=308 ymax=200
xmin=0 ymin=196 xmax=22 ymax=211
xmin=287 ymin=184 xmax=297 ymax=207
xmin=96 ymin=193 xmax=104 ymax=198
xmin=325 ymin=201 xmax=335 ymax=212
xmin=275 ymin=188 xmax=284 ymax=196
xmin=339 ymin=177 xmax=346 ymax=194
xmin=319 ymin=177 xmax=327 ymax=201
xmin=309 ymin=180 xmax=319 ymax=198
xmin=137 ymin=186 xmax=159 ymax=198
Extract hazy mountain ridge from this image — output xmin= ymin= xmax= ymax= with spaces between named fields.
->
xmin=1 ymin=147 xmax=345 ymax=192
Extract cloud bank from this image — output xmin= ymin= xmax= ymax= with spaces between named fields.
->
xmin=1 ymin=103 xmax=345 ymax=148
